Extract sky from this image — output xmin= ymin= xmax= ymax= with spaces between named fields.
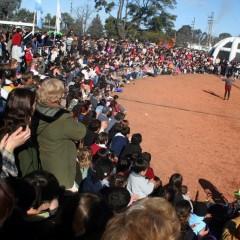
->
xmin=21 ymin=0 xmax=240 ymax=37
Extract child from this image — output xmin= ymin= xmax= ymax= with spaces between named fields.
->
xmin=141 ymin=151 xmax=154 ymax=180
xmin=74 ymin=147 xmax=93 ymax=190
xmin=24 ymin=43 xmax=33 ymax=72
xmin=81 ymin=158 xmax=114 ymax=193
xmin=126 ymin=158 xmax=155 ymax=199
xmin=182 ymin=185 xmax=194 ymax=212
xmin=21 ymin=71 xmax=35 ymax=90
xmin=176 ymin=200 xmax=209 ymax=238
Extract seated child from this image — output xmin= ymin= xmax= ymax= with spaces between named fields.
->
xmin=126 ymin=158 xmax=155 ymax=199
xmin=182 ymin=185 xmax=194 ymax=212
xmin=141 ymin=152 xmax=155 ymax=180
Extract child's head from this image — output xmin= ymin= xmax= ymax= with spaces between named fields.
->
xmin=92 ymin=148 xmax=115 ymax=164
xmin=26 ymin=43 xmax=32 ymax=49
xmin=163 ymin=186 xmax=175 ymax=203
xmin=117 ymin=158 xmax=131 ymax=173
xmin=22 ymin=71 xmax=33 ymax=83
xmin=131 ymin=158 xmax=149 ymax=175
xmin=93 ymin=158 xmax=114 ymax=181
xmin=131 ymin=133 xmax=142 ymax=145
xmin=95 ymin=132 xmax=109 ymax=145
xmin=169 ymin=173 xmax=183 ymax=192
xmin=109 ymin=174 xmax=126 ymax=188
xmin=141 ymin=152 xmax=151 ymax=163
xmin=77 ymin=147 xmax=93 ymax=168
xmin=89 ymin=119 xmax=101 ymax=132
xmin=175 ymin=200 xmax=191 ymax=223
xmin=106 ymin=187 xmax=131 ymax=213
xmin=119 ymin=126 xmax=130 ymax=137
xmin=181 ymin=185 xmax=188 ymax=195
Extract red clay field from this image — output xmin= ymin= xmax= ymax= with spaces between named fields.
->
xmin=119 ymin=74 xmax=240 ymax=203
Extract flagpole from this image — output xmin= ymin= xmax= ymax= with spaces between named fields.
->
xmin=33 ymin=10 xmax=36 ymax=35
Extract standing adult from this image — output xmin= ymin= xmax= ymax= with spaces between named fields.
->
xmin=11 ymin=28 xmax=24 ymax=73
xmin=223 ymin=74 xmax=233 ymax=100
xmin=33 ymin=78 xmax=86 ymax=189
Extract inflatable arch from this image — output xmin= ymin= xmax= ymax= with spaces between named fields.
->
xmin=209 ymin=37 xmax=240 ymax=61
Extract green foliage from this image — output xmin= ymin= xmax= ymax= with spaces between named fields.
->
xmin=94 ymin=0 xmax=176 ymax=40
xmin=137 ymin=31 xmax=169 ymax=44
xmin=13 ymin=8 xmax=34 ymax=23
xmin=218 ymin=32 xmax=232 ymax=40
xmin=0 ymin=0 xmax=21 ymax=20
xmin=176 ymin=25 xmax=192 ymax=47
xmin=104 ymin=16 xmax=118 ymax=39
xmin=87 ymin=14 xmax=104 ymax=39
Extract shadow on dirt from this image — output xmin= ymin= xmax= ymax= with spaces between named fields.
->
xmin=199 ymin=178 xmax=229 ymax=204
xmin=203 ymin=90 xmax=223 ymax=99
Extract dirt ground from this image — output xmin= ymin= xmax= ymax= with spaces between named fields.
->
xmin=117 ymin=74 xmax=240 ymax=203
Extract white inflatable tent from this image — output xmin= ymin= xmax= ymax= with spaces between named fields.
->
xmin=209 ymin=37 xmax=240 ymax=61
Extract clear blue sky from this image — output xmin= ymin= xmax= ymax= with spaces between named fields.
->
xmin=21 ymin=0 xmax=240 ymax=37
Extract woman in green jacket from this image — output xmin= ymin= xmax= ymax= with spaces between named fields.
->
xmin=34 ymin=78 xmax=86 ymax=189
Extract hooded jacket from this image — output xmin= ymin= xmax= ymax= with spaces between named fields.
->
xmin=34 ymin=103 xmax=86 ymax=188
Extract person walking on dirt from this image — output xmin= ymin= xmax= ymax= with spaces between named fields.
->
xmin=223 ymin=74 xmax=233 ymax=100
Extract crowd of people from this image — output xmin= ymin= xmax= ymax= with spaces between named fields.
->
xmin=0 ymin=27 xmax=240 ymax=240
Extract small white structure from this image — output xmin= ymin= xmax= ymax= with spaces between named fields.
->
xmin=209 ymin=37 xmax=240 ymax=62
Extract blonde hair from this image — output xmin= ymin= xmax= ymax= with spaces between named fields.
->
xmin=37 ymin=78 xmax=64 ymax=103
xmin=8 ymin=58 xmax=18 ymax=67
xmin=77 ymin=147 xmax=93 ymax=168
xmin=102 ymin=197 xmax=181 ymax=240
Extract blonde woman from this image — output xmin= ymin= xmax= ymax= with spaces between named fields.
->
xmin=34 ymin=78 xmax=86 ymax=189
xmin=102 ymin=197 xmax=181 ymax=240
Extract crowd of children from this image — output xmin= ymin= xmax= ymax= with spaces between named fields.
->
xmin=0 ymin=27 xmax=240 ymax=239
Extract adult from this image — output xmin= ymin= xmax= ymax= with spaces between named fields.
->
xmin=102 ymin=197 xmax=181 ymax=240
xmin=33 ymin=78 xmax=86 ymax=189
xmin=0 ymin=88 xmax=37 ymax=178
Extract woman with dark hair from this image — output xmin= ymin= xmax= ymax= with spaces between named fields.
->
xmin=1 ymin=88 xmax=36 ymax=135
xmin=166 ymin=173 xmax=184 ymax=206
xmin=0 ymin=88 xmax=38 ymax=178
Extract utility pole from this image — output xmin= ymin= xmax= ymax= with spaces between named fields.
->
xmin=191 ymin=17 xmax=195 ymax=48
xmin=207 ymin=12 xmax=214 ymax=48
xmin=71 ymin=0 xmax=73 ymax=15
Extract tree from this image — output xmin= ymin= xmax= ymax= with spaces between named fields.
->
xmin=74 ymin=4 xmax=95 ymax=36
xmin=43 ymin=13 xmax=55 ymax=28
xmin=94 ymin=0 xmax=176 ymax=40
xmin=218 ymin=33 xmax=232 ymax=40
xmin=176 ymin=25 xmax=192 ymax=47
xmin=13 ymin=8 xmax=34 ymax=23
xmin=104 ymin=16 xmax=118 ymax=39
xmin=87 ymin=14 xmax=104 ymax=39
xmin=61 ymin=12 xmax=75 ymax=31
xmin=0 ymin=0 xmax=21 ymax=20
xmin=148 ymin=11 xmax=176 ymax=32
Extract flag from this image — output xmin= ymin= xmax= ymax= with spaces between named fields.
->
xmin=35 ymin=0 xmax=43 ymax=29
xmin=56 ymin=0 xmax=61 ymax=32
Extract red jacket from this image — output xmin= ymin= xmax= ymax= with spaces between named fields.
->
xmin=12 ymin=32 xmax=22 ymax=46
xmin=25 ymin=49 xmax=33 ymax=63
xmin=145 ymin=167 xmax=155 ymax=179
